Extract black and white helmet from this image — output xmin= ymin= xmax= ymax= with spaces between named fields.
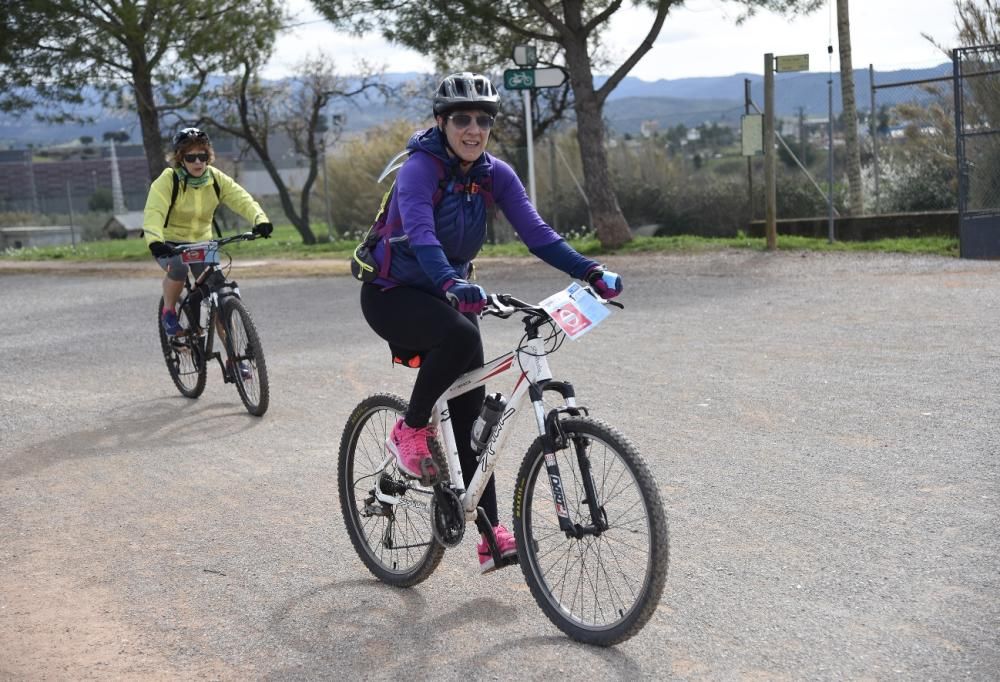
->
xmin=433 ymin=72 xmax=501 ymax=117
xmin=171 ymin=127 xmax=210 ymax=152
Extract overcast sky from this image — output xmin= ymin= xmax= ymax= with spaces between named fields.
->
xmin=264 ymin=0 xmax=960 ymax=82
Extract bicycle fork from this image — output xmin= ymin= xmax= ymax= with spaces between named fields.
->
xmin=531 ymin=382 xmax=608 ymax=538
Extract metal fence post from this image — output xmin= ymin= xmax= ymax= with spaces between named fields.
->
xmin=869 ymin=64 xmax=880 ymax=213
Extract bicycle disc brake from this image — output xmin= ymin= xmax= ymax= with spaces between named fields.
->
xmin=430 ymin=485 xmax=465 ymax=548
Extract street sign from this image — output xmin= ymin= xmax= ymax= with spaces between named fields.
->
xmin=504 ymin=68 xmax=535 ymax=90
xmin=533 ymin=67 xmax=568 ymax=88
xmin=741 ymin=114 xmax=763 ymax=156
xmin=775 ymin=54 xmax=809 ymax=72
xmin=512 ymin=45 xmax=537 ymax=67
xmin=503 ymin=66 xmax=568 ymax=90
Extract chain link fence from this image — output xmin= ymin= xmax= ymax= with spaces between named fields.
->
xmin=870 ymin=62 xmax=956 ymax=215
xmin=954 ymin=44 xmax=1000 ymax=257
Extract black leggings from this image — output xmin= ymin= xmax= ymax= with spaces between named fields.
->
xmin=360 ymin=284 xmax=498 ymax=525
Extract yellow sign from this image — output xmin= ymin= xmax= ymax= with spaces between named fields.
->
xmin=775 ymin=54 xmax=809 ymax=72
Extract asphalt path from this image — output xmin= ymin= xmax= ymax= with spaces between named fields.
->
xmin=1 ymin=251 xmax=997 ymax=679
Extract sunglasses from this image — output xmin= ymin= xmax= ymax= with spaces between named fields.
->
xmin=183 ymin=152 xmax=209 ymax=163
xmin=448 ymin=113 xmax=495 ymax=130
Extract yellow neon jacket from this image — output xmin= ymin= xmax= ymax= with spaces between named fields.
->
xmin=142 ymin=167 xmax=268 ymax=245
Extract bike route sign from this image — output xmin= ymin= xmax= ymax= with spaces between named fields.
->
xmin=503 ymin=66 xmax=568 ymax=90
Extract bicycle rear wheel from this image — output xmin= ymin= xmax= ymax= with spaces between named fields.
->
xmin=513 ymin=416 xmax=669 ymax=646
xmin=338 ymin=393 xmax=445 ymax=587
xmin=157 ymin=296 xmax=206 ymax=398
xmin=219 ymin=296 xmax=269 ymax=416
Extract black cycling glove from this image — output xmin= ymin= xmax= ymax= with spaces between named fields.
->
xmin=148 ymin=241 xmax=173 ymax=258
xmin=253 ymin=222 xmax=274 ymax=238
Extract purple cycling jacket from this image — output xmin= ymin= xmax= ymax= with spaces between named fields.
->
xmin=371 ymin=127 xmax=589 ymax=293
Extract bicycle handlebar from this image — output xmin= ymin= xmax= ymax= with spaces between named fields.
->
xmin=168 ymin=231 xmax=260 ymax=256
xmin=482 ymin=287 xmax=623 ymax=320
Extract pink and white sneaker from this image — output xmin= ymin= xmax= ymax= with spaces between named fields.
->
xmin=477 ymin=524 xmax=518 ymax=574
xmin=386 ymin=418 xmax=440 ymax=485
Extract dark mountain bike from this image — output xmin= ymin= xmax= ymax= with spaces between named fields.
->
xmin=156 ymin=232 xmax=270 ymax=416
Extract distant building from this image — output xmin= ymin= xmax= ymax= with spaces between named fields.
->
xmin=103 ymin=211 xmax=145 ymax=239
xmin=0 ymin=225 xmax=76 ymax=249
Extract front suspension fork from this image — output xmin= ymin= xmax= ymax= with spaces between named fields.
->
xmin=532 ymin=381 xmax=607 ymax=537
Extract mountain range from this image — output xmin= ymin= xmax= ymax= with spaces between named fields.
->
xmin=0 ymin=64 xmax=952 ymax=146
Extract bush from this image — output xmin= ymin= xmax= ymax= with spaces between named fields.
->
xmin=88 ymin=188 xmax=113 ymax=212
xmin=881 ymin=155 xmax=956 ymax=212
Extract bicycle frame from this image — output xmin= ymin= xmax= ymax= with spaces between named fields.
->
xmin=429 ymin=334 xmax=580 ymax=530
xmin=174 ymin=237 xmax=247 ymax=379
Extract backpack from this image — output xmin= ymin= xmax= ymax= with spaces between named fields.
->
xmin=163 ymin=170 xmax=223 ymax=238
xmin=350 ymin=152 xmax=492 ymax=283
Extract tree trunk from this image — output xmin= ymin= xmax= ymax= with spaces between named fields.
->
xmin=837 ymin=0 xmax=864 ymax=215
xmin=563 ymin=40 xmax=632 ymax=249
xmin=130 ymin=62 xmax=166 ymax=182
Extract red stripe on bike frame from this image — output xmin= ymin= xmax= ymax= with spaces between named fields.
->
xmin=513 ymin=371 xmax=528 ymax=393
xmin=482 ymin=357 xmax=514 ymax=381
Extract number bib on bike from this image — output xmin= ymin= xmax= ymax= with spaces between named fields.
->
xmin=539 ymin=283 xmax=610 ymax=340
xmin=181 ymin=246 xmax=220 ymax=265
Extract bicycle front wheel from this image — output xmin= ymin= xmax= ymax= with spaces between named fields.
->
xmin=157 ymin=296 xmax=206 ymax=398
xmin=219 ymin=296 xmax=269 ymax=416
xmin=513 ymin=416 xmax=669 ymax=646
xmin=337 ymin=393 xmax=445 ymax=587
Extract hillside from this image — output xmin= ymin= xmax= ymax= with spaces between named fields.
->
xmin=0 ymin=63 xmax=952 ymax=146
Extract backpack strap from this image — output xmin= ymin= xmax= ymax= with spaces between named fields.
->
xmin=163 ymin=171 xmax=180 ymax=230
xmin=211 ymin=177 xmax=222 ymax=238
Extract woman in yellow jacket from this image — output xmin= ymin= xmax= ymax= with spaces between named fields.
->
xmin=142 ymin=127 xmax=273 ymax=336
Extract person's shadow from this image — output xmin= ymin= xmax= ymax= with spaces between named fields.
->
xmin=265 ymin=577 xmax=646 ymax=678
xmin=0 ymin=394 xmax=262 ymax=481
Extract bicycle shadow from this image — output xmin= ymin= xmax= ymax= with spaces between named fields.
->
xmin=266 ymin=577 xmax=645 ymax=677
xmin=0 ymin=394 xmax=262 ymax=481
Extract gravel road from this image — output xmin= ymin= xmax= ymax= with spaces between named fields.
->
xmin=1 ymin=250 xmax=997 ymax=680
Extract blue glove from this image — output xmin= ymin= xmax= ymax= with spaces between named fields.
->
xmin=443 ymin=278 xmax=487 ymax=314
xmin=586 ymin=266 xmax=623 ymax=299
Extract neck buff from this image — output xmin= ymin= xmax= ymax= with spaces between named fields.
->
xmin=176 ymin=165 xmax=212 ymax=188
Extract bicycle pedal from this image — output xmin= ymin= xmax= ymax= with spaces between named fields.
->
xmin=499 ymin=554 xmax=519 ymax=567
xmin=418 ymin=458 xmax=441 ymax=486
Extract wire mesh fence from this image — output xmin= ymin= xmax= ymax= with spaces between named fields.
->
xmin=954 ymin=44 xmax=1000 ymax=215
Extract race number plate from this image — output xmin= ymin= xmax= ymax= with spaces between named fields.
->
xmin=539 ymin=283 xmax=609 ymax=340
xmin=180 ymin=246 xmax=219 ymax=264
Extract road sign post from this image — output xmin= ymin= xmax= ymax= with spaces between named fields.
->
xmin=502 ymin=65 xmax=569 ymax=206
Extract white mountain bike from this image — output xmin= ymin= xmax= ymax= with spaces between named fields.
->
xmin=337 ymin=285 xmax=669 ymax=646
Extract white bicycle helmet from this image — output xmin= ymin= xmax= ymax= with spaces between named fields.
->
xmin=433 ymin=72 xmax=501 ymax=117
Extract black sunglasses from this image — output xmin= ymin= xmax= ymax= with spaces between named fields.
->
xmin=183 ymin=152 xmax=209 ymax=163
xmin=448 ymin=113 xmax=495 ymax=130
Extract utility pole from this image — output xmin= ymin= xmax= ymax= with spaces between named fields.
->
xmin=764 ymin=53 xmax=777 ymax=251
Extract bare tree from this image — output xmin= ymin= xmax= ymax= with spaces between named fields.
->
xmin=0 ymin=0 xmax=284 ymax=180
xmin=198 ymin=54 xmax=388 ymax=244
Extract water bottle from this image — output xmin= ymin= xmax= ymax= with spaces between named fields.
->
xmin=471 ymin=393 xmax=507 ymax=455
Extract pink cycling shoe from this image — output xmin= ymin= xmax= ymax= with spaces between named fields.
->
xmin=477 ymin=524 xmax=518 ymax=574
xmin=387 ymin=418 xmax=440 ymax=485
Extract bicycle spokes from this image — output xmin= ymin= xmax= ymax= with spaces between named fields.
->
xmin=514 ymin=417 xmax=668 ymax=645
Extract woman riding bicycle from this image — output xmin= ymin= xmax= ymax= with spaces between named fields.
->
xmin=142 ymin=127 xmax=274 ymax=338
xmin=358 ymin=72 xmax=623 ymax=574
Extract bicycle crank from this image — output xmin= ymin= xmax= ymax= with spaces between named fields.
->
xmin=430 ymin=484 xmax=465 ymax=548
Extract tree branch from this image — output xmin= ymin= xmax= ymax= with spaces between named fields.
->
xmin=595 ymin=1 xmax=673 ymax=104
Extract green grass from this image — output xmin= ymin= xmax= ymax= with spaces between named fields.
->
xmin=1 ymin=223 xmax=959 ymax=261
